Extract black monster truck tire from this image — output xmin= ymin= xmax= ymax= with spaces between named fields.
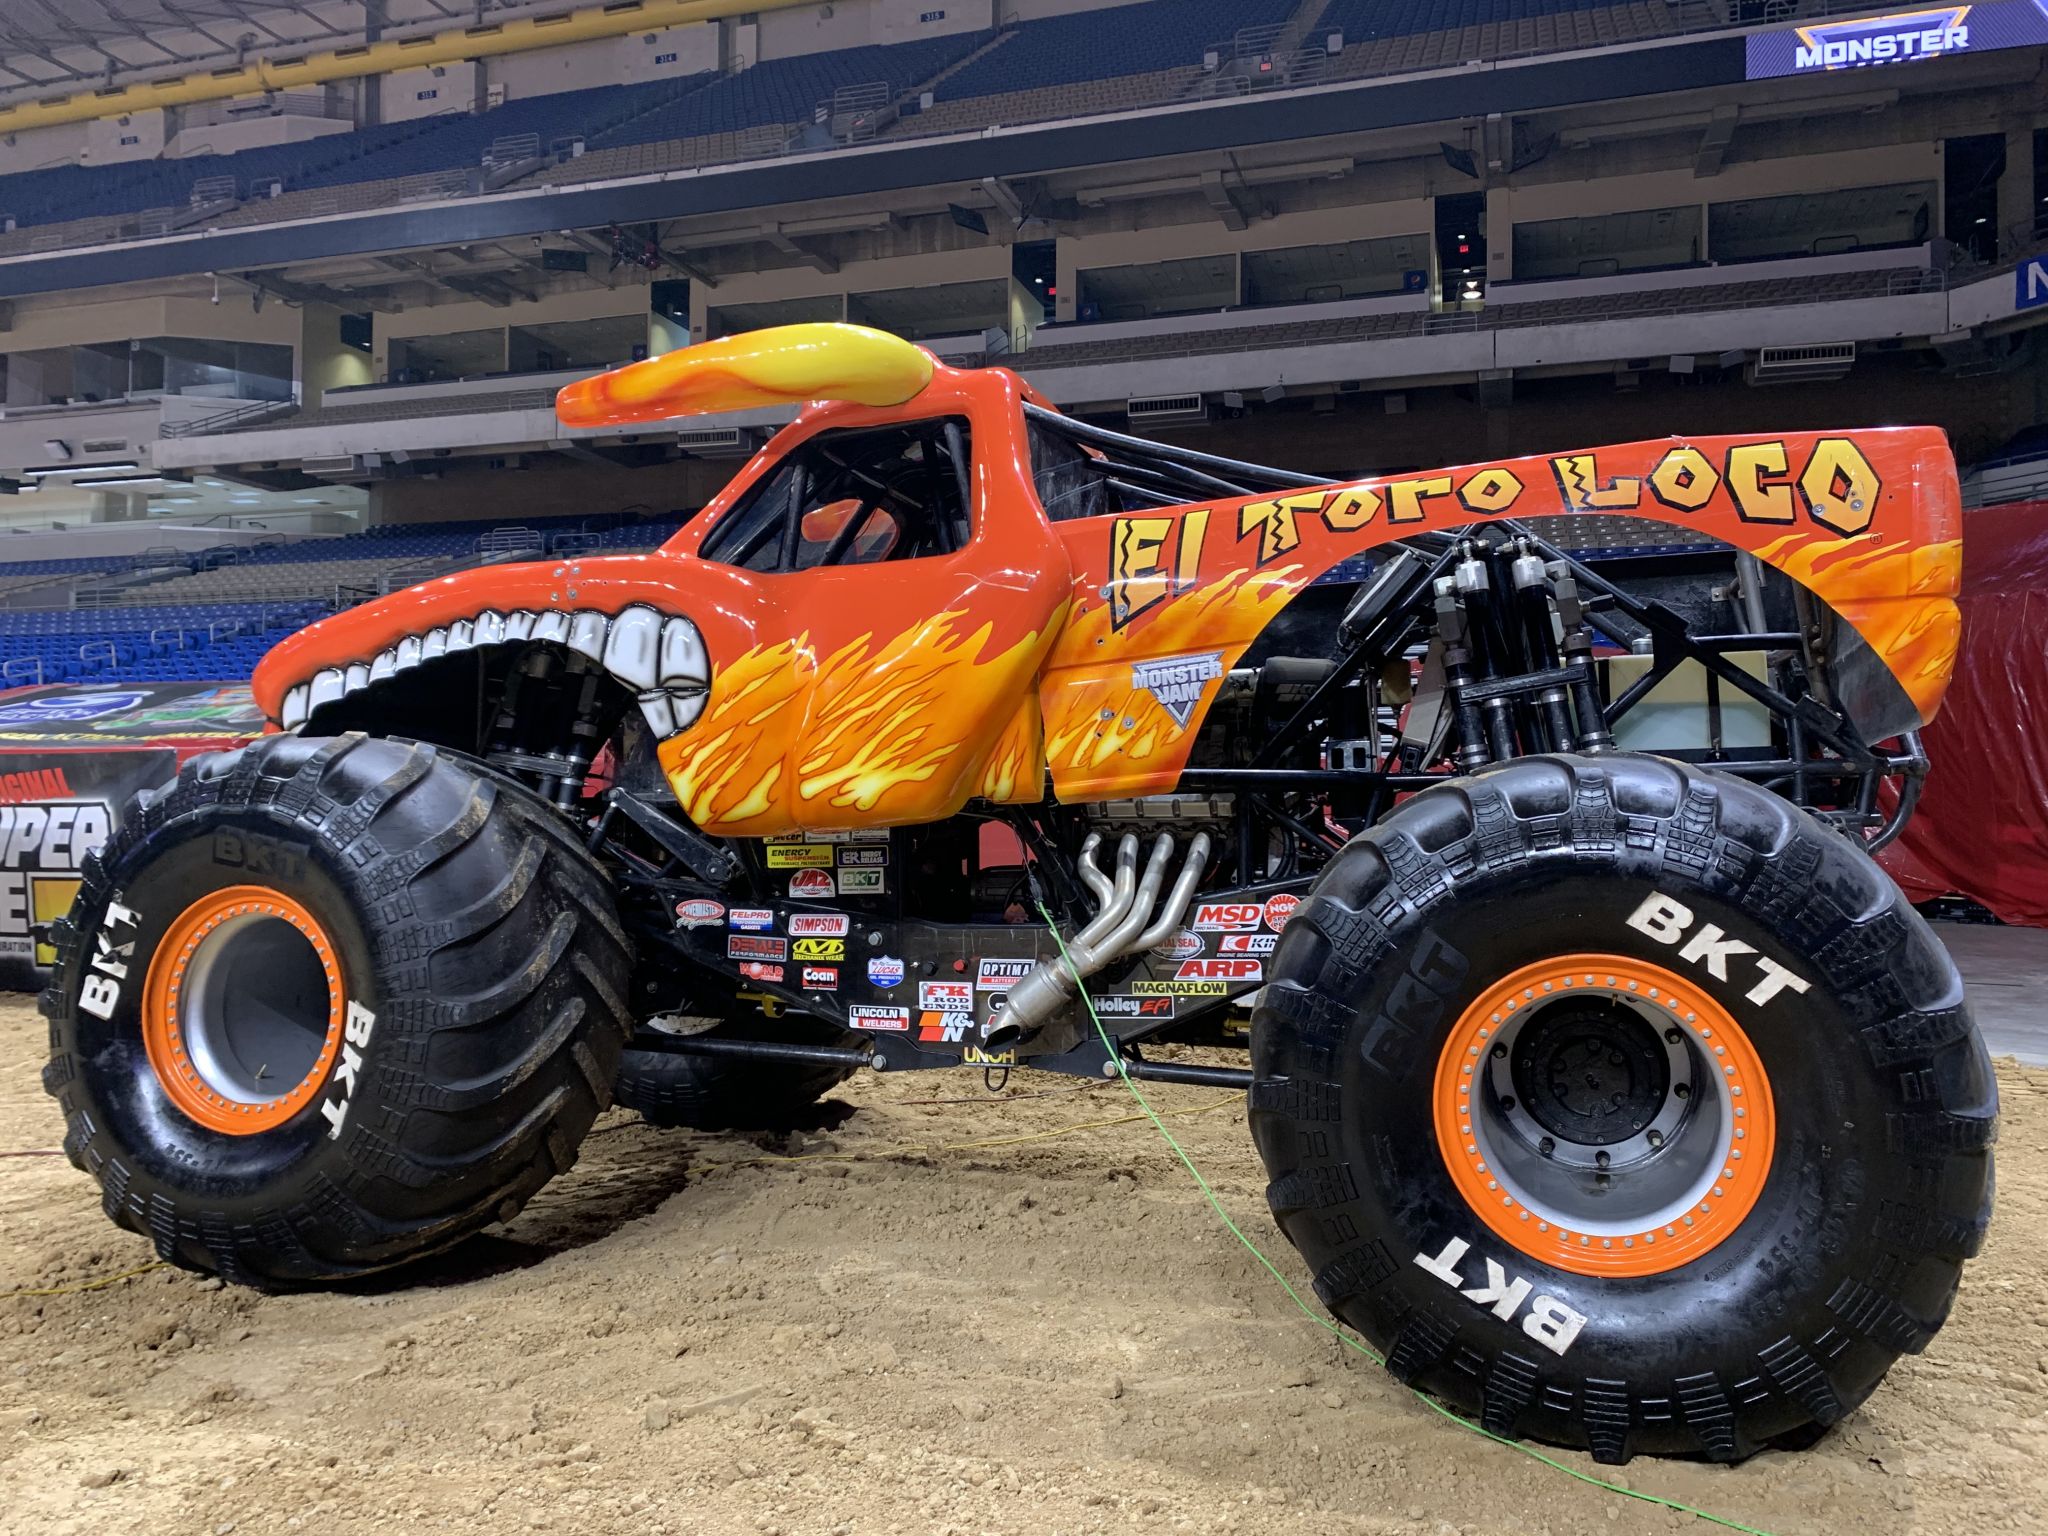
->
xmin=40 ymin=733 xmax=633 ymax=1286
xmin=615 ymin=1017 xmax=857 ymax=1130
xmin=1249 ymin=754 xmax=1995 ymax=1464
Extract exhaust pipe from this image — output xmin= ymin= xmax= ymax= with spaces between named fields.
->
xmin=984 ymin=831 xmax=1212 ymax=1055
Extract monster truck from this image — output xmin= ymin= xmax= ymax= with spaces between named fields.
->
xmin=43 ymin=323 xmax=1993 ymax=1464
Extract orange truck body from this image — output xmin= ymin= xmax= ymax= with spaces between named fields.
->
xmin=253 ymin=356 xmax=1962 ymax=839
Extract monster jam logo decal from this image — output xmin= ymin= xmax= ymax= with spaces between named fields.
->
xmin=1130 ymin=653 xmax=1224 ymax=730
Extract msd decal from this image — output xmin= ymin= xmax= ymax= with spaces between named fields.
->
xmin=849 ymin=1005 xmax=910 ymax=1033
xmin=1192 ymin=902 xmax=1262 ymax=932
xmin=1175 ymin=957 xmax=1263 ymax=983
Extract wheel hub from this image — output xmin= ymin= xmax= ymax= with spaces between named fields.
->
xmin=1501 ymin=998 xmax=1693 ymax=1169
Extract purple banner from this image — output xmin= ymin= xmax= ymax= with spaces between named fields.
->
xmin=1746 ymin=1 xmax=2048 ymax=78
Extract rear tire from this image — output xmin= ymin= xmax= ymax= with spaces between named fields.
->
xmin=40 ymin=733 xmax=633 ymax=1286
xmin=615 ymin=1017 xmax=857 ymax=1130
xmin=1249 ymin=754 xmax=1995 ymax=1463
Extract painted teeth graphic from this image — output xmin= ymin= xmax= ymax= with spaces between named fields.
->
xmin=277 ymin=605 xmax=712 ymax=738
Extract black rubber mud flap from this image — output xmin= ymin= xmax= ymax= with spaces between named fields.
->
xmin=1248 ymin=754 xmax=1996 ymax=1463
xmin=41 ymin=733 xmax=632 ymax=1287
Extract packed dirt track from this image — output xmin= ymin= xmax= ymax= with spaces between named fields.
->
xmin=2 ymin=998 xmax=2044 ymax=1536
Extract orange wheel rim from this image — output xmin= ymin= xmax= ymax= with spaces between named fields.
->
xmin=1432 ymin=953 xmax=1776 ymax=1279
xmin=141 ymin=885 xmax=345 ymax=1136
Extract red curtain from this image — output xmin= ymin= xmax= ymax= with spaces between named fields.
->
xmin=1879 ymin=501 xmax=2048 ymax=926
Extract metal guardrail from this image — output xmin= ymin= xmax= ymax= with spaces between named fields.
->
xmin=1 ymin=657 xmax=44 ymax=687
xmin=485 ymin=132 xmax=542 ymax=167
xmin=159 ymin=396 xmax=300 ymax=438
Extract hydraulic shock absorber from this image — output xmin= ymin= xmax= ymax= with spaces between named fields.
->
xmin=1510 ymin=543 xmax=1575 ymax=755
xmin=1549 ymin=560 xmax=1614 ymax=753
xmin=1436 ymin=553 xmax=1495 ymax=771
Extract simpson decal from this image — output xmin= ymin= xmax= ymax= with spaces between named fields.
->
xmin=789 ymin=913 xmax=850 ymax=938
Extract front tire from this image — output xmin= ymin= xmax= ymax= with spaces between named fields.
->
xmin=41 ymin=733 xmax=633 ymax=1286
xmin=615 ymin=1017 xmax=857 ymax=1130
xmin=1250 ymin=754 xmax=1995 ymax=1463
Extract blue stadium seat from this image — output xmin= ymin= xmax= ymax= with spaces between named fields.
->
xmin=930 ymin=0 xmax=1296 ymax=103
xmin=1312 ymin=0 xmax=1623 ymax=43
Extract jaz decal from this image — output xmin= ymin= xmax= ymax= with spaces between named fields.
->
xmin=674 ymin=898 xmax=725 ymax=929
xmin=727 ymin=934 xmax=788 ymax=961
xmin=789 ymin=868 xmax=837 ymax=899
xmin=320 ymin=1001 xmax=379 ymax=1140
xmin=849 ymin=1005 xmax=910 ymax=1033
xmin=728 ymin=908 xmax=774 ymax=932
xmin=1130 ymin=653 xmax=1224 ymax=730
xmin=977 ymin=958 xmax=1033 ymax=990
xmin=867 ymin=955 xmax=906 ymax=988
xmin=919 ymin=980 xmax=973 ymax=1010
xmin=802 ymin=965 xmax=838 ymax=991
xmin=789 ymin=913 xmax=850 ymax=938
xmin=77 ymin=898 xmax=139 ymax=1021
xmin=739 ymin=961 xmax=785 ymax=983
xmin=792 ymin=936 xmax=846 ymax=962
xmin=1107 ymin=436 xmax=1889 ymax=605
xmin=1415 ymin=1236 xmax=1587 ymax=1357
xmin=1624 ymin=892 xmax=1813 ymax=1006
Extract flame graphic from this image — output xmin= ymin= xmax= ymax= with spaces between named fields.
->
xmin=1755 ymin=532 xmax=1962 ymax=721
xmin=1043 ymin=567 xmax=1300 ymax=796
xmin=659 ymin=605 xmax=1063 ymax=835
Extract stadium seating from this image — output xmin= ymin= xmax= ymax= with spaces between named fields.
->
xmin=0 ymin=514 xmax=692 ymax=686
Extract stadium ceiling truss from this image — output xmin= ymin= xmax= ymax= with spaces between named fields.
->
xmin=0 ymin=1 xmax=557 ymax=96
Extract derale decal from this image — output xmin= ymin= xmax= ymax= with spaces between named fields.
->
xmin=802 ymin=965 xmax=838 ymax=991
xmin=849 ymin=1005 xmax=910 ymax=1033
xmin=792 ymin=936 xmax=846 ymax=962
xmin=789 ymin=913 xmax=850 ymax=939
xmin=728 ymin=934 xmax=788 ymax=961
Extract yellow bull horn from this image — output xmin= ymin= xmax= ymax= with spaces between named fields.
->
xmin=555 ymin=322 xmax=935 ymax=427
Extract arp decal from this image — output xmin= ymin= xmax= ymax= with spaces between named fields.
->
xmin=1175 ymin=957 xmax=1263 ymax=983
xmin=792 ymin=936 xmax=846 ymax=962
xmin=1414 ymin=1235 xmax=1587 ymax=1357
xmin=789 ymin=913 xmax=850 ymax=938
xmin=320 ymin=1001 xmax=378 ymax=1140
xmin=1624 ymin=891 xmax=1813 ymax=1006
xmin=849 ymin=1005 xmax=910 ymax=1033
xmin=801 ymin=965 xmax=838 ymax=991
xmin=727 ymin=934 xmax=788 ymax=962
xmin=675 ymin=898 xmax=725 ymax=929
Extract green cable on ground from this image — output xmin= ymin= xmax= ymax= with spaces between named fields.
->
xmin=1036 ymin=903 xmax=1780 ymax=1536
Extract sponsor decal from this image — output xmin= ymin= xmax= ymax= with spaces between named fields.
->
xmin=1415 ymin=1236 xmax=1587 ymax=1357
xmin=727 ymin=934 xmax=788 ymax=961
xmin=739 ymin=961 xmax=786 ymax=983
xmin=964 ymin=1045 xmax=1015 ymax=1066
xmin=1090 ymin=994 xmax=1176 ymax=1019
xmin=802 ymin=965 xmax=838 ymax=991
xmin=789 ymin=913 xmax=850 ymax=939
xmin=792 ymin=936 xmax=846 ymax=962
xmin=1151 ymin=929 xmax=1203 ymax=960
xmin=766 ymin=843 xmax=833 ymax=869
xmin=1218 ymin=932 xmax=1277 ymax=956
xmin=1741 ymin=3 xmax=2048 ymax=80
xmin=728 ymin=908 xmax=774 ymax=932
xmin=917 ymin=1010 xmax=972 ymax=1043
xmin=0 ymin=691 xmax=147 ymax=726
xmin=1624 ymin=891 xmax=1812 ymax=1006
xmin=76 ymin=897 xmax=139 ymax=1021
xmin=849 ymin=1004 xmax=910 ymax=1033
xmin=1132 ymin=979 xmax=1229 ymax=996
xmin=0 ymin=766 xmax=75 ymax=804
xmin=1192 ymin=902 xmax=1262 ymax=932
xmin=1130 ymin=651 xmax=1224 ymax=729
xmin=674 ymin=898 xmax=725 ymax=929
xmin=867 ymin=954 xmax=906 ymax=989
xmin=1263 ymin=892 xmax=1300 ymax=932
xmin=6 ymin=796 xmax=116 ymax=971
xmin=977 ymin=957 xmax=1034 ymax=990
xmin=837 ymin=846 xmax=889 ymax=867
xmin=320 ymin=1000 xmax=378 ymax=1140
xmin=847 ymin=829 xmax=891 ymax=843
xmin=789 ymin=868 xmax=837 ymax=899
xmin=836 ymin=867 xmax=885 ymax=894
xmin=919 ymin=980 xmax=973 ymax=1010
xmin=1175 ymin=957 xmax=1263 ymax=983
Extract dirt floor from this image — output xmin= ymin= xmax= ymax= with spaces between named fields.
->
xmin=1 ymin=998 xmax=2044 ymax=1536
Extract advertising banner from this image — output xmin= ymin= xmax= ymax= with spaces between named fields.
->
xmin=1746 ymin=2 xmax=2048 ymax=79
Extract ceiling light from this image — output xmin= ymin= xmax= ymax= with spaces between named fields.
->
xmin=22 ymin=461 xmax=141 ymax=477
xmin=69 ymin=474 xmax=164 ymax=488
